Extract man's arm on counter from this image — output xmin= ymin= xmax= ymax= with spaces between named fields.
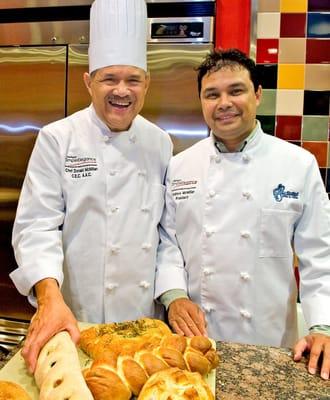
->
xmin=22 ymin=278 xmax=80 ymax=374
xmin=160 ymin=289 xmax=207 ymax=337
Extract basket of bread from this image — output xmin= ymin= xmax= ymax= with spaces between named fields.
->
xmin=2 ymin=318 xmax=219 ymax=399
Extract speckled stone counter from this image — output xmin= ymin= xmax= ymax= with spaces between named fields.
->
xmin=216 ymin=341 xmax=330 ymax=400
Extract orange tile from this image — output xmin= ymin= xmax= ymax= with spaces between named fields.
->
xmin=278 ymin=64 xmax=305 ymax=89
xmin=302 ymin=142 xmax=328 ymax=167
xmin=280 ymin=0 xmax=307 ymax=13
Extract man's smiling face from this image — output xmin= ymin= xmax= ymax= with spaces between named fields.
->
xmin=84 ymin=65 xmax=150 ymax=132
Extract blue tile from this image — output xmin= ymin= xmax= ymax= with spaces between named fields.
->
xmin=307 ymin=12 xmax=330 ymax=38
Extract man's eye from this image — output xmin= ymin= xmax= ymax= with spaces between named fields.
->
xmin=205 ymin=93 xmax=218 ymax=99
xmin=231 ymin=89 xmax=243 ymax=95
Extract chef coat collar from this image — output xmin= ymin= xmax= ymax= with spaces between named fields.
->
xmin=213 ymin=120 xmax=261 ymax=153
xmin=88 ymin=104 xmax=138 ymax=142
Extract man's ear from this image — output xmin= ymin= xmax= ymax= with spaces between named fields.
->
xmin=83 ymin=72 xmax=93 ymax=97
xmin=255 ymin=85 xmax=262 ymax=107
xmin=144 ymin=71 xmax=151 ymax=94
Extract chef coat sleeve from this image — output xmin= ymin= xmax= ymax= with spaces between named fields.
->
xmin=10 ymin=127 xmax=65 ymax=301
xmin=155 ymin=166 xmax=188 ymax=299
xmin=293 ymin=156 xmax=330 ymax=329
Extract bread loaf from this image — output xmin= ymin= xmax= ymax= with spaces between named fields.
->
xmin=79 ymin=317 xmax=172 ymax=359
xmin=83 ymin=333 xmax=219 ymax=400
xmin=137 ymin=367 xmax=214 ymax=400
xmin=34 ymin=331 xmax=94 ymax=400
xmin=0 ymin=380 xmax=32 ymax=400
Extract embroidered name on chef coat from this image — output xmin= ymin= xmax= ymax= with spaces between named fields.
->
xmin=273 ymin=183 xmax=299 ymax=202
xmin=64 ymin=155 xmax=98 ymax=179
xmin=171 ymin=179 xmax=197 ymax=201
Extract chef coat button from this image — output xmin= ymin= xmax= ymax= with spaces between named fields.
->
xmin=142 ymin=243 xmax=152 ymax=251
xmin=242 ymin=191 xmax=251 ymax=199
xmin=129 ymin=134 xmax=136 ymax=143
xmin=240 ymin=272 xmax=250 ymax=281
xmin=203 ymin=267 xmax=214 ymax=276
xmin=103 ymin=135 xmax=110 ymax=143
xmin=215 ymin=155 xmax=221 ymax=164
xmin=205 ymin=229 xmax=214 ymax=237
xmin=109 ymin=169 xmax=117 ymax=176
xmin=141 ymin=206 xmax=150 ymax=213
xmin=242 ymin=154 xmax=251 ymax=162
xmin=204 ymin=305 xmax=215 ymax=313
xmin=209 ymin=189 xmax=216 ymax=198
xmin=139 ymin=280 xmax=150 ymax=289
xmin=111 ymin=245 xmax=120 ymax=254
xmin=240 ymin=309 xmax=252 ymax=319
xmin=240 ymin=231 xmax=250 ymax=238
xmin=138 ymin=169 xmax=147 ymax=177
xmin=107 ymin=283 xmax=118 ymax=291
xmin=111 ymin=206 xmax=119 ymax=213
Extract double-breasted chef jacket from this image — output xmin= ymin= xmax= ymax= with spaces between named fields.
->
xmin=155 ymin=122 xmax=330 ymax=347
xmin=11 ymin=105 xmax=173 ymax=323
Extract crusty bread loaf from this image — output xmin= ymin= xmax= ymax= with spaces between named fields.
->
xmin=34 ymin=331 xmax=93 ymax=400
xmin=0 ymin=380 xmax=32 ymax=400
xmin=83 ymin=333 xmax=219 ymax=400
xmin=137 ymin=367 xmax=214 ymax=400
xmin=79 ymin=317 xmax=172 ymax=359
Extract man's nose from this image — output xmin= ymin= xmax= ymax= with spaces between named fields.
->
xmin=217 ymin=94 xmax=232 ymax=109
xmin=113 ymin=81 xmax=130 ymax=96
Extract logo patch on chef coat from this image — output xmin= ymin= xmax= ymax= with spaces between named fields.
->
xmin=64 ymin=155 xmax=98 ymax=179
xmin=171 ymin=179 xmax=197 ymax=200
xmin=273 ymin=184 xmax=299 ymax=202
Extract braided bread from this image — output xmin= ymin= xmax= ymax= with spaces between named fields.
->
xmin=0 ymin=381 xmax=32 ymax=400
xmin=34 ymin=331 xmax=93 ymax=400
xmin=138 ymin=367 xmax=214 ymax=400
xmin=79 ymin=317 xmax=171 ymax=359
xmin=83 ymin=334 xmax=219 ymax=400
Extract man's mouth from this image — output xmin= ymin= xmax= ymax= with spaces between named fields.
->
xmin=215 ymin=112 xmax=239 ymax=121
xmin=108 ymin=98 xmax=132 ymax=108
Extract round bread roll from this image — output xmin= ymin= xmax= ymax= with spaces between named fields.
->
xmin=0 ymin=380 xmax=32 ymax=400
xmin=137 ymin=367 xmax=214 ymax=400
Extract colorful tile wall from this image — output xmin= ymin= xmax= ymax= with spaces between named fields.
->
xmin=256 ymin=0 xmax=330 ymax=194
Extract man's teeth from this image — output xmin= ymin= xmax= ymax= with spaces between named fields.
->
xmin=109 ymin=100 xmax=131 ymax=107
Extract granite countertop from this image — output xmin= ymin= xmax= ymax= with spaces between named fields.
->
xmin=216 ymin=341 xmax=330 ymax=400
xmin=1 ymin=340 xmax=329 ymax=399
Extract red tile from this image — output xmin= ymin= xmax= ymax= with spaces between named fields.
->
xmin=280 ymin=14 xmax=306 ymax=38
xmin=306 ymin=39 xmax=330 ymax=63
xmin=302 ymin=141 xmax=328 ymax=167
xmin=276 ymin=116 xmax=302 ymax=140
xmin=256 ymin=39 xmax=279 ymax=63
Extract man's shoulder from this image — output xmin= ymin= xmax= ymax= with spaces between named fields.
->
xmin=173 ymin=137 xmax=211 ymax=161
xmin=42 ymin=107 xmax=89 ymax=132
xmin=263 ymin=133 xmax=314 ymax=162
xmin=136 ymin=114 xmax=170 ymax=139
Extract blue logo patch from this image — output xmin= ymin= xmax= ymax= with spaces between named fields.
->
xmin=273 ymin=184 xmax=299 ymax=202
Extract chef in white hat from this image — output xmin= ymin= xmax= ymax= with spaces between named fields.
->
xmin=11 ymin=0 xmax=172 ymax=373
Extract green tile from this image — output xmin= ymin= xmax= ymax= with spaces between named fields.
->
xmin=302 ymin=116 xmax=329 ymax=141
xmin=257 ymin=115 xmax=275 ymax=135
xmin=257 ymin=89 xmax=277 ymax=115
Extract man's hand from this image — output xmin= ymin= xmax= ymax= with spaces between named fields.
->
xmin=293 ymin=333 xmax=330 ymax=380
xmin=168 ymin=298 xmax=207 ymax=337
xmin=22 ymin=278 xmax=80 ymax=374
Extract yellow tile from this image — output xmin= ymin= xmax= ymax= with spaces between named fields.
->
xmin=278 ymin=64 xmax=305 ymax=89
xmin=280 ymin=0 xmax=307 ymax=12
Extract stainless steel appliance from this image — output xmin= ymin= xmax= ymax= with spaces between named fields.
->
xmin=0 ymin=1 xmax=215 ymax=330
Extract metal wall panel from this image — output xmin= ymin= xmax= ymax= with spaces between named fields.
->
xmin=0 ymin=45 xmax=66 ymax=318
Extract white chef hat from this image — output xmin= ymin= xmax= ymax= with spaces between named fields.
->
xmin=88 ymin=0 xmax=148 ymax=73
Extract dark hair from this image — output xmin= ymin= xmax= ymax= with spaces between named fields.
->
xmin=196 ymin=48 xmax=260 ymax=96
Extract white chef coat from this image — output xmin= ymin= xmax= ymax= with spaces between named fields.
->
xmin=155 ymin=122 xmax=330 ymax=347
xmin=11 ymin=105 xmax=172 ymax=323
